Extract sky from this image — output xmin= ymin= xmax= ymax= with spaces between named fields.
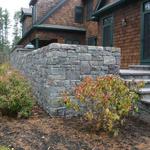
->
xmin=0 ymin=0 xmax=30 ymax=43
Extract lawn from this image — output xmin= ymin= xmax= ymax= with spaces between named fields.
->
xmin=0 ymin=105 xmax=150 ymax=150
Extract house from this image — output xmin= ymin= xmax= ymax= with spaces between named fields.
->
xmin=19 ymin=0 xmax=150 ymax=68
xmin=19 ymin=0 xmax=98 ymax=49
xmin=93 ymin=0 xmax=150 ymax=68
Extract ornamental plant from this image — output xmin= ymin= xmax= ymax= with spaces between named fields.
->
xmin=0 ymin=63 xmax=34 ymax=118
xmin=63 ymin=75 xmax=144 ymax=135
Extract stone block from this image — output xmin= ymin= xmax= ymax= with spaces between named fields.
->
xmin=104 ymin=56 xmax=116 ymax=65
xmin=78 ymin=53 xmax=92 ymax=61
xmin=80 ymin=61 xmax=91 ymax=75
xmin=66 ymin=70 xmax=80 ymax=80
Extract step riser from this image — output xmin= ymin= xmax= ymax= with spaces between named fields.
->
xmin=129 ymin=67 xmax=150 ymax=71
xmin=120 ymin=66 xmax=150 ymax=104
xmin=144 ymin=83 xmax=150 ymax=88
xmin=141 ymin=99 xmax=150 ymax=104
xmin=121 ymin=75 xmax=150 ymax=80
xmin=139 ymin=88 xmax=150 ymax=103
xmin=129 ymin=65 xmax=150 ymax=71
xmin=140 ymin=94 xmax=150 ymax=104
xmin=125 ymin=82 xmax=150 ymax=88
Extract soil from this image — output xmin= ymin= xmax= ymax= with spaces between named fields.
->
xmin=0 ymin=105 xmax=150 ymax=150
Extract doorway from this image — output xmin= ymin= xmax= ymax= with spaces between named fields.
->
xmin=141 ymin=0 xmax=150 ymax=63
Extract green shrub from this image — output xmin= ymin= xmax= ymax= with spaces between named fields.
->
xmin=0 ymin=64 xmax=34 ymax=118
xmin=63 ymin=75 xmax=143 ymax=135
xmin=0 ymin=145 xmax=10 ymax=150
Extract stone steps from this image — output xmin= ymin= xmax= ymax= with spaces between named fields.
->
xmin=120 ymin=67 xmax=150 ymax=104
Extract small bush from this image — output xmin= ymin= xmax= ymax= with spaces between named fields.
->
xmin=0 ymin=146 xmax=10 ymax=150
xmin=0 ymin=64 xmax=34 ymax=118
xmin=63 ymin=75 xmax=143 ymax=135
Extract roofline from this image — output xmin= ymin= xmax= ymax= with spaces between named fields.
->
xmin=35 ymin=25 xmax=86 ymax=32
xmin=29 ymin=0 xmax=37 ymax=6
xmin=95 ymin=0 xmax=102 ymax=11
xmin=93 ymin=0 xmax=126 ymax=17
xmin=17 ymin=25 xmax=86 ymax=45
xmin=37 ymin=0 xmax=67 ymax=24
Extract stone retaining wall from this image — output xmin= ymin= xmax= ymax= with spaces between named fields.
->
xmin=10 ymin=43 xmax=120 ymax=116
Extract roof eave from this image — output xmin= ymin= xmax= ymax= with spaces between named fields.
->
xmin=93 ymin=0 xmax=126 ymax=17
xmin=35 ymin=25 xmax=86 ymax=32
xmin=17 ymin=25 xmax=86 ymax=45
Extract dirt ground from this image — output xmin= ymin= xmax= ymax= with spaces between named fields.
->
xmin=0 ymin=105 xmax=150 ymax=150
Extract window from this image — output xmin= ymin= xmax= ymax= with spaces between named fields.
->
xmin=75 ymin=6 xmax=84 ymax=23
xmin=102 ymin=16 xmax=113 ymax=47
xmin=144 ymin=1 xmax=150 ymax=11
xmin=65 ymin=39 xmax=80 ymax=45
xmin=87 ymin=0 xmax=93 ymax=20
xmin=65 ymin=40 xmax=72 ymax=44
xmin=73 ymin=40 xmax=80 ymax=44
xmin=88 ymin=37 xmax=97 ymax=46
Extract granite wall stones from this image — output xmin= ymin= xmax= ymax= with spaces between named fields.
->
xmin=10 ymin=43 xmax=120 ymax=116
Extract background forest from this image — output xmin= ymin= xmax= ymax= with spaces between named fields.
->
xmin=0 ymin=7 xmax=21 ymax=54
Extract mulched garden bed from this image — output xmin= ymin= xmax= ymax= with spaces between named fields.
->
xmin=0 ymin=105 xmax=150 ymax=150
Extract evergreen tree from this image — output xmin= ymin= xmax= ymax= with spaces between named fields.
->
xmin=0 ymin=7 xmax=10 ymax=53
xmin=12 ymin=11 xmax=22 ymax=48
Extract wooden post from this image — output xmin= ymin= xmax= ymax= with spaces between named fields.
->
xmin=35 ymin=38 xmax=39 ymax=49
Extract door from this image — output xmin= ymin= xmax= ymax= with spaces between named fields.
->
xmin=141 ymin=0 xmax=150 ymax=63
xmin=102 ymin=16 xmax=113 ymax=47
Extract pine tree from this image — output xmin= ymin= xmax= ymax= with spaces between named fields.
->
xmin=0 ymin=7 xmax=10 ymax=53
xmin=12 ymin=11 xmax=22 ymax=48
xmin=3 ymin=9 xmax=10 ymax=53
xmin=0 ymin=7 xmax=4 ymax=51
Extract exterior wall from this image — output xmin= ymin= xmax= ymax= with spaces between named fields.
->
xmin=31 ymin=0 xmax=98 ymax=45
xmin=44 ymin=0 xmax=84 ymax=28
xmin=20 ymin=29 xmax=86 ymax=47
xmin=84 ymin=0 xmax=99 ymax=43
xmin=35 ymin=0 xmax=60 ymax=23
xmin=19 ymin=0 xmax=99 ymax=47
xmin=22 ymin=16 xmax=32 ymax=34
xmin=11 ymin=43 xmax=120 ymax=116
xmin=97 ymin=0 xmax=141 ymax=68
